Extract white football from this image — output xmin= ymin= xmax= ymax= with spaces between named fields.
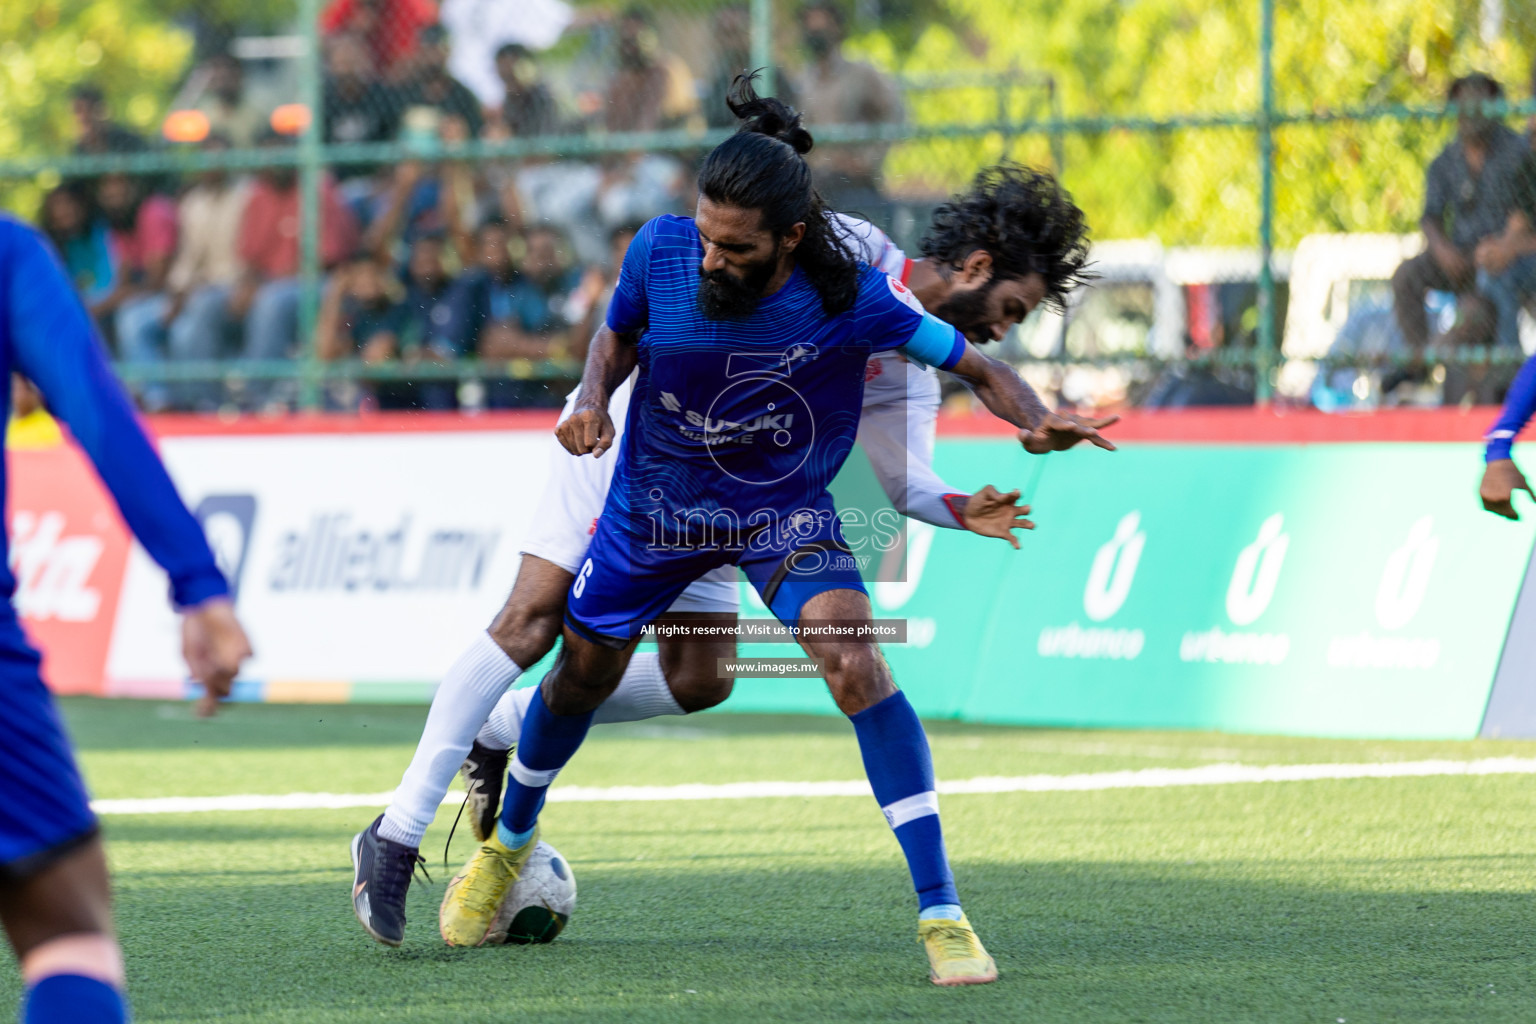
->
xmin=485 ymin=841 xmax=577 ymax=944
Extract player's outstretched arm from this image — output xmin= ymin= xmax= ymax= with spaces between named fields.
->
xmin=557 ymin=323 xmax=639 ymax=458
xmin=946 ymin=343 xmax=1119 ymax=454
xmin=2 ymin=221 xmax=252 ymax=702
xmin=856 ymin=372 xmax=1028 ymax=544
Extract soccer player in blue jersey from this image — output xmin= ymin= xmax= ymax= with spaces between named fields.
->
xmin=350 ymin=174 xmax=1063 ymax=942
xmin=0 ymin=217 xmax=251 ymax=1023
xmin=435 ymin=81 xmax=1115 ymax=984
xmin=1481 ymin=351 xmax=1536 ymax=518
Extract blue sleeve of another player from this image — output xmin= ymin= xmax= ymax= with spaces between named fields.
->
xmin=605 ymin=217 xmax=660 ymax=335
xmin=900 ymin=312 xmax=967 ymax=371
xmin=1487 ymin=350 xmax=1536 ymax=461
xmin=3 ymin=221 xmax=228 ymax=608
xmin=858 ymin=268 xmax=967 ymax=371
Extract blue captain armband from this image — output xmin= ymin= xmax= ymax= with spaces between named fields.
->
xmin=900 ymin=312 xmax=967 ymax=371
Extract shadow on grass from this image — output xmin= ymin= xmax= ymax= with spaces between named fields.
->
xmin=5 ymin=858 xmax=1531 ymax=1024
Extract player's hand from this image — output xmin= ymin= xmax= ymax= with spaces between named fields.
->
xmin=1481 ymin=458 xmax=1535 ymax=520
xmin=181 ymin=598 xmax=252 ymax=717
xmin=557 ymin=406 xmax=616 ymax=458
xmin=960 ymin=485 xmax=1034 ymax=549
xmin=1020 ymin=412 xmax=1120 ymax=454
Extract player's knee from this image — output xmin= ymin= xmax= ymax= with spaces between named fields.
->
xmin=819 ymin=643 xmax=893 ymax=715
xmin=487 ymin=603 xmax=563 ymax=669
xmin=663 ymin=646 xmax=734 ymax=713
xmin=543 ymin=637 xmax=629 ymax=713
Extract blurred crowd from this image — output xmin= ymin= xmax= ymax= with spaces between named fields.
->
xmin=34 ymin=0 xmax=905 ymax=413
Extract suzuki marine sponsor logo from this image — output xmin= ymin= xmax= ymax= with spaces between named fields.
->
xmin=10 ymin=510 xmax=104 ymax=622
xmin=267 ymin=513 xmax=500 ymax=593
xmin=1326 ymin=516 xmax=1441 ymax=670
xmin=659 ymin=390 xmax=800 ymax=447
xmin=1181 ymin=514 xmax=1291 ymax=666
xmin=1038 ymin=511 xmax=1146 ymax=660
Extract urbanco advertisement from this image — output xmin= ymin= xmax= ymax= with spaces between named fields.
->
xmin=727 ymin=441 xmax=1536 ymax=740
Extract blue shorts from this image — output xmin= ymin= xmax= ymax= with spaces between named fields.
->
xmin=0 ymin=640 xmax=98 ymax=881
xmin=565 ymin=498 xmax=868 ymax=647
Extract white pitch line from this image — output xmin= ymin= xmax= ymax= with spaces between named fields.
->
xmin=88 ymin=757 xmax=1536 ymax=817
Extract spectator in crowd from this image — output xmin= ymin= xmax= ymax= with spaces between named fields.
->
xmin=70 ymin=84 xmax=147 ymax=157
xmin=603 ymin=7 xmax=701 ymax=133
xmin=232 ymin=131 xmax=359 ymax=406
xmin=98 ymin=173 xmax=178 ymax=406
xmin=397 ymin=23 xmax=484 ymax=141
xmin=192 ymin=53 xmax=267 ymax=148
xmin=323 ymin=32 xmax=404 ymax=192
xmin=488 ymin=43 xmax=559 ymax=138
xmin=794 ymin=0 xmax=904 ymax=222
xmin=1477 ymin=79 xmax=1536 ymax=355
xmin=155 ymin=133 xmax=254 ymax=409
xmin=321 ymin=0 xmax=439 ymax=82
xmin=478 ymin=223 xmax=590 ymax=407
xmin=446 ymin=217 xmax=520 ymax=353
xmin=358 ymin=160 xmax=451 ymax=257
xmin=1393 ymin=73 xmax=1525 ymax=361
xmin=703 ymin=6 xmax=797 ymax=130
xmin=315 ymin=251 xmax=406 ymax=408
xmin=380 ymin=232 xmax=460 ymax=408
xmin=39 ymin=184 xmax=115 ymax=309
xmin=575 ymin=221 xmax=641 ymax=349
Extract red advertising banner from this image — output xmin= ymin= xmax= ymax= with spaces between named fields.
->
xmin=7 ymin=439 xmax=130 ymax=695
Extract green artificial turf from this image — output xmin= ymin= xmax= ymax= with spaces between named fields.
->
xmin=2 ymin=698 xmax=1534 ymax=1022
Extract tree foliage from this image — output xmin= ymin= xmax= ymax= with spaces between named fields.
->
xmin=856 ymin=0 xmax=1536 ymax=246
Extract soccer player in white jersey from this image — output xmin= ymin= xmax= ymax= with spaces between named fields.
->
xmin=456 ymin=190 xmax=1072 ymax=828
xmin=350 ymin=162 xmax=1099 ymax=951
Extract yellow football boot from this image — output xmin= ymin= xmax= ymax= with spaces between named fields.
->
xmin=919 ymin=913 xmax=998 ymax=986
xmin=438 ymin=827 xmax=538 ymax=947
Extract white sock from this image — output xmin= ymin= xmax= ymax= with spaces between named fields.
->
xmin=594 ymin=652 xmax=685 ymax=725
xmin=380 ymin=632 xmax=521 ymax=848
xmin=474 ymin=651 xmax=685 ymax=751
xmin=476 ymin=683 xmax=536 ymax=750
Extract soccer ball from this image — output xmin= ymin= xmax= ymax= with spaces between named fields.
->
xmin=484 ymin=841 xmax=576 ymax=945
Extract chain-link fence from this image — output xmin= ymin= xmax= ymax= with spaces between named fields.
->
xmin=1 ymin=0 xmax=1532 ymax=412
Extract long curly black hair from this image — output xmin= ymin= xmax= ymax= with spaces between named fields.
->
xmin=920 ymin=164 xmax=1093 ymax=313
xmin=696 ymin=73 xmax=861 ymax=316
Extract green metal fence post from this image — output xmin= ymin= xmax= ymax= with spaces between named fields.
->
xmin=751 ymin=0 xmax=775 ymax=97
xmin=1255 ymin=0 xmax=1277 ymax=404
xmin=297 ymin=0 xmax=324 ymax=411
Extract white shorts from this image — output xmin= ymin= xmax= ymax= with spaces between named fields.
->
xmin=520 ymin=378 xmax=741 ymax=614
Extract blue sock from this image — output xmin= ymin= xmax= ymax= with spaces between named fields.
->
xmin=498 ymin=684 xmax=594 ymax=847
xmin=24 ymin=974 xmax=127 ymax=1024
xmin=849 ymin=690 xmax=960 ymax=914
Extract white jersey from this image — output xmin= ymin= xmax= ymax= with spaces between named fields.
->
xmin=520 ymin=217 xmax=967 ymax=610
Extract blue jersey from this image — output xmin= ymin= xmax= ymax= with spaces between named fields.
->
xmin=0 ymin=217 xmax=227 ymax=638
xmin=603 ymin=214 xmax=964 ymax=550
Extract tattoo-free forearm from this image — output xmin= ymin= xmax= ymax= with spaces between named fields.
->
xmin=577 ymin=323 xmax=639 ymax=411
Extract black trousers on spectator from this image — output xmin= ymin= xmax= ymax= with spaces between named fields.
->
xmin=1391 ymin=250 xmax=1494 ymax=349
